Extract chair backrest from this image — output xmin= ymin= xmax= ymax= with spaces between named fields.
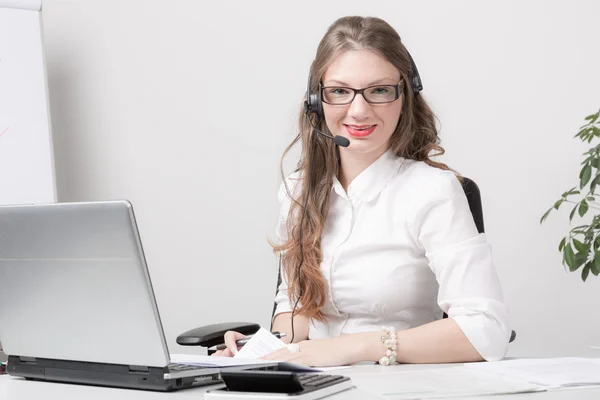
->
xmin=270 ymin=176 xmax=484 ymax=321
xmin=461 ymin=177 xmax=485 ymax=234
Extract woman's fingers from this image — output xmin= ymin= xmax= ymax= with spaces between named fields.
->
xmin=224 ymin=331 xmax=246 ymax=356
xmin=224 ymin=330 xmax=247 ymax=356
xmin=221 ymin=347 xmax=235 ymax=357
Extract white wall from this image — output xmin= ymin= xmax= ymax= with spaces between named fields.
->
xmin=41 ymin=0 xmax=600 ymax=358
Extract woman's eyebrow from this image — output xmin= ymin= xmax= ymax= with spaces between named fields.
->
xmin=324 ymin=77 xmax=399 ymax=86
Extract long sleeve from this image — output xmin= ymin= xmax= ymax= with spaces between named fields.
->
xmin=413 ymin=170 xmax=511 ymax=361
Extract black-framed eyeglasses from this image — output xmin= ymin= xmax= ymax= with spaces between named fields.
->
xmin=321 ymin=80 xmax=404 ymax=105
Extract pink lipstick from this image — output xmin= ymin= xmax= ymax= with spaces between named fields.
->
xmin=345 ymin=124 xmax=376 ymax=138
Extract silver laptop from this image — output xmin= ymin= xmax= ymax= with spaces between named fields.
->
xmin=0 ymin=200 xmax=276 ymax=391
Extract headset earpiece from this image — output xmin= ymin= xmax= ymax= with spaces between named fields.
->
xmin=303 ymin=74 xmax=323 ymax=119
xmin=407 ymin=51 xmax=423 ymax=96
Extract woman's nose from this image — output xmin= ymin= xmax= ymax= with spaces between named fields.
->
xmin=346 ymin=93 xmax=371 ymax=120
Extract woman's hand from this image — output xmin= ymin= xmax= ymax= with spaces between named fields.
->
xmin=260 ymin=336 xmax=368 ymax=367
xmin=210 ymin=330 xmax=247 ymax=357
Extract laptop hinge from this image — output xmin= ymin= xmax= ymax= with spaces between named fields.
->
xmin=19 ymin=356 xmax=37 ymax=363
xmin=128 ymin=365 xmax=150 ymax=373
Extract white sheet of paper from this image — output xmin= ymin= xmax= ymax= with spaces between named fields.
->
xmin=463 ymin=357 xmax=600 ymax=388
xmin=170 ymin=353 xmax=275 ymax=368
xmin=349 ymin=367 xmax=544 ymax=399
xmin=234 ymin=327 xmax=287 ymax=359
xmin=170 ymin=353 xmax=326 ymax=373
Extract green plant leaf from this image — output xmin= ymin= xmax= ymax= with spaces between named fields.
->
xmin=576 ymin=126 xmax=592 ymax=138
xmin=579 ymin=200 xmax=589 ymax=217
xmin=561 ymin=186 xmax=581 ymax=199
xmin=582 ymin=128 xmax=592 ymax=141
xmin=558 ymin=237 xmax=566 ymax=252
xmin=564 ymin=243 xmax=576 ymax=271
xmin=554 ymin=199 xmax=564 ymax=210
xmin=593 ymin=252 xmax=600 ymax=275
xmin=572 ymin=225 xmax=589 ymax=230
xmin=581 ymin=164 xmax=592 ymax=188
xmin=562 ymin=187 xmax=579 ymax=197
xmin=540 ymin=207 xmax=553 ymax=224
xmin=591 ymin=174 xmax=600 ymax=193
xmin=582 ymin=264 xmax=591 ymax=281
xmin=593 ymin=158 xmax=600 ymax=169
xmin=585 ymin=111 xmax=600 ymax=123
xmin=573 ymin=238 xmax=588 ymax=253
xmin=574 ymin=252 xmax=587 ymax=271
xmin=570 ymin=204 xmax=578 ymax=221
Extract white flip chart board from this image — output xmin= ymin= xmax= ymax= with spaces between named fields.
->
xmin=0 ymin=0 xmax=56 ymax=205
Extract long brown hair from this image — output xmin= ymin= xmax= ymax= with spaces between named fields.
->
xmin=272 ymin=16 xmax=452 ymax=322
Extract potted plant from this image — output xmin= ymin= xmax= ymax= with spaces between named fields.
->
xmin=541 ymin=109 xmax=600 ymax=281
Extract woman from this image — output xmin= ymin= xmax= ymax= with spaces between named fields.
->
xmin=214 ymin=15 xmax=510 ymax=367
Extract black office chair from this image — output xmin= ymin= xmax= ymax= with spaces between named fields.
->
xmin=176 ymin=177 xmax=516 ymax=349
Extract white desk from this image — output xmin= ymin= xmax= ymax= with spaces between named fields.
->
xmin=1 ymin=364 xmax=599 ymax=400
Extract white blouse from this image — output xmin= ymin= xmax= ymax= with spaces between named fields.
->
xmin=273 ymin=148 xmax=511 ymax=361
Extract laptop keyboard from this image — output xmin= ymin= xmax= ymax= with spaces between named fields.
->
xmin=167 ymin=363 xmax=204 ymax=372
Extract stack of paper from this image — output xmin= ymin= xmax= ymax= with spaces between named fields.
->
xmin=463 ymin=357 xmax=600 ymax=389
xmin=170 ymin=353 xmax=275 ymax=368
xmin=170 ymin=352 xmax=321 ymax=372
xmin=349 ymin=367 xmax=544 ymax=399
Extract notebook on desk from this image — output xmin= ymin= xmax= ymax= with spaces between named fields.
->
xmin=0 ymin=200 xmax=278 ymax=391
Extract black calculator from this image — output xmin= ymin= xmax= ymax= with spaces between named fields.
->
xmin=205 ymin=370 xmax=354 ymax=399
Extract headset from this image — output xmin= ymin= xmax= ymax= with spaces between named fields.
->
xmin=287 ymin=50 xmax=423 ymax=344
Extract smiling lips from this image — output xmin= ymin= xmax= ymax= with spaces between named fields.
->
xmin=344 ymin=124 xmax=376 ymax=138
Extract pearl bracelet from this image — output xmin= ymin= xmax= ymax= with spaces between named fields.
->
xmin=378 ymin=326 xmax=397 ymax=366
